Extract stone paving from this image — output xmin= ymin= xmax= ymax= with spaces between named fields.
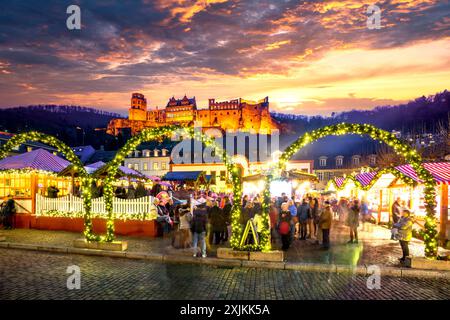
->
xmin=0 ymin=249 xmax=449 ymax=300
xmin=0 ymin=221 xmax=448 ymax=268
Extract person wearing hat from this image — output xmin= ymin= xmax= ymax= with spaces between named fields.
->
xmin=319 ymin=201 xmax=332 ymax=249
xmin=393 ymin=209 xmax=413 ymax=263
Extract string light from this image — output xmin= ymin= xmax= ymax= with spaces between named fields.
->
xmin=267 ymin=123 xmax=438 ymax=258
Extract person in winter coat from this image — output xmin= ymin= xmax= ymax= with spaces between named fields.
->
xmin=278 ymin=203 xmax=292 ymax=251
xmin=287 ymin=200 xmax=297 ymax=241
xmin=297 ymin=199 xmax=310 ymax=240
xmin=393 ymin=209 xmax=413 ymax=263
xmin=192 ymin=204 xmax=208 ymax=258
xmin=209 ymin=201 xmax=225 ymax=245
xmin=1 ymin=195 xmax=16 ymax=230
xmin=176 ymin=206 xmax=192 ymax=249
xmin=319 ymin=202 xmax=332 ymax=249
xmin=310 ymin=198 xmax=320 ymax=238
xmin=347 ymin=199 xmax=360 ymax=244
xmin=337 ymin=198 xmax=349 ymax=223
xmin=222 ymin=196 xmax=232 ymax=242
xmin=269 ymin=199 xmax=279 ymax=244
xmin=240 ymin=201 xmax=254 ymax=227
xmin=47 ymin=185 xmax=59 ymax=198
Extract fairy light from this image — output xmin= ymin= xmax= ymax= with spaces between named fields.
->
xmin=268 ymin=123 xmax=438 ymax=258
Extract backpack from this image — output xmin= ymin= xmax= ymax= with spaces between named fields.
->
xmin=278 ymin=221 xmax=290 ymax=235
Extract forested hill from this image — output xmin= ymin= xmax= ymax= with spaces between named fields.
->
xmin=0 ymin=105 xmax=123 ymax=149
xmin=272 ymin=90 xmax=449 ymax=136
xmin=271 ymin=90 xmax=449 ymax=157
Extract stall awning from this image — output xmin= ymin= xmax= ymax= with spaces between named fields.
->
xmin=163 ymin=171 xmax=205 ymax=181
xmin=355 ymin=171 xmax=378 ymax=187
xmin=395 ymin=162 xmax=450 ymax=185
xmin=334 ymin=177 xmax=345 ymax=188
xmin=0 ymin=148 xmax=70 ymax=173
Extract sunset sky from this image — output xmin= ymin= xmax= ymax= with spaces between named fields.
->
xmin=0 ymin=0 xmax=449 ymax=115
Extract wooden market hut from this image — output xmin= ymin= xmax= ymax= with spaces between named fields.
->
xmin=326 ymin=162 xmax=450 ymax=243
xmin=243 ymin=169 xmax=319 ymax=198
xmin=0 ymin=148 xmax=72 ymax=215
xmin=162 ymin=171 xmax=211 ymax=192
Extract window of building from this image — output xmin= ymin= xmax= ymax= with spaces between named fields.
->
xmin=127 ymin=164 xmax=132 ymax=169
xmin=220 ymin=170 xmax=226 ymax=180
xmin=352 ymin=156 xmax=360 ymax=166
xmin=319 ymin=158 xmax=327 ymax=167
xmin=161 ymin=162 xmax=167 ymax=170
xmin=162 ymin=149 xmax=167 ymax=156
xmin=369 ymin=155 xmax=376 ymax=165
xmin=154 ymin=150 xmax=159 ymax=157
xmin=336 ymin=157 xmax=343 ymax=167
xmin=143 ymin=163 xmax=148 ymax=170
xmin=153 ymin=162 xmax=159 ymax=170
xmin=134 ymin=164 xmax=139 ymax=171
xmin=27 ymin=146 xmax=33 ymax=152
xmin=317 ymin=172 xmax=324 ymax=181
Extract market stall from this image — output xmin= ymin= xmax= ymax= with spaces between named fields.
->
xmin=243 ymin=169 xmax=318 ymax=199
xmin=0 ymin=148 xmax=72 ymax=221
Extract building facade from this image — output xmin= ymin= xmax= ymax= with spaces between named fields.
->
xmin=314 ymin=153 xmax=377 ymax=189
xmin=107 ymin=93 xmax=279 ymax=136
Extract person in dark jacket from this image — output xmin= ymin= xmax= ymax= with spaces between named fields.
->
xmin=209 ymin=200 xmax=225 ymax=245
xmin=240 ymin=201 xmax=254 ymax=227
xmin=297 ymin=200 xmax=310 ymax=240
xmin=393 ymin=209 xmax=413 ymax=263
xmin=47 ymin=185 xmax=59 ymax=198
xmin=1 ymin=195 xmax=16 ymax=230
xmin=222 ymin=197 xmax=232 ymax=242
xmin=192 ymin=204 xmax=208 ymax=258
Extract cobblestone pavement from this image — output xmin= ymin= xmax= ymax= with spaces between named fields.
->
xmin=1 ymin=221 xmax=448 ymax=267
xmin=0 ymin=249 xmax=449 ymax=300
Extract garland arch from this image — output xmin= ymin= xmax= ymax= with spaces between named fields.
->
xmin=0 ymin=132 xmax=99 ymax=241
xmin=101 ymin=125 xmax=250 ymax=250
xmin=262 ymin=123 xmax=438 ymax=258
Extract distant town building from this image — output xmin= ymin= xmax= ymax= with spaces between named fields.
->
xmin=313 ymin=153 xmax=377 ymax=189
xmin=107 ymin=93 xmax=279 ymax=136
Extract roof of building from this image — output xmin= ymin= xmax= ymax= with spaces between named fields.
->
xmin=0 ymin=148 xmax=70 ymax=173
xmin=0 ymin=131 xmax=57 ymax=152
xmin=163 ymin=171 xmax=205 ymax=181
xmin=166 ymin=96 xmax=196 ymax=108
xmin=72 ymin=145 xmax=96 ymax=163
xmin=86 ymin=150 xmax=117 ymax=164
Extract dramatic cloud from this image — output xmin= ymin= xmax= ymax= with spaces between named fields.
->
xmin=0 ymin=0 xmax=449 ymax=114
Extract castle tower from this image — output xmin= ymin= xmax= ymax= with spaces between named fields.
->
xmin=129 ymin=93 xmax=147 ymax=121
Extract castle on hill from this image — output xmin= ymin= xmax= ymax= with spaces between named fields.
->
xmin=107 ymin=93 xmax=279 ymax=136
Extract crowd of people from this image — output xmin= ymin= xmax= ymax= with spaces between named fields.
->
xmin=152 ymin=191 xmax=233 ymax=258
xmin=267 ymin=193 xmax=333 ymax=251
